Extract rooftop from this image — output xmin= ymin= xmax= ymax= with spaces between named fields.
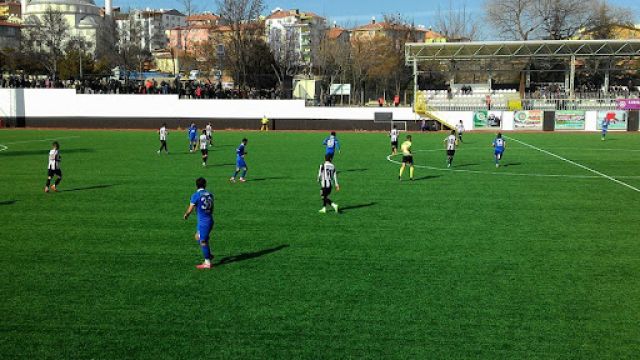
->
xmin=187 ymin=13 xmax=220 ymax=22
xmin=266 ymin=9 xmax=324 ymax=21
xmin=353 ymin=20 xmax=414 ymax=32
xmin=0 ymin=19 xmax=20 ymax=27
xmin=327 ymin=27 xmax=347 ymax=40
xmin=405 ymin=40 xmax=640 ymax=62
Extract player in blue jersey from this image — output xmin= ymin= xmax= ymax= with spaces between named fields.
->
xmin=183 ymin=177 xmax=215 ymax=269
xmin=230 ymin=138 xmax=248 ymax=183
xmin=492 ymin=133 xmax=506 ymax=168
xmin=323 ymin=131 xmax=341 ymax=161
xmin=188 ymin=123 xmax=198 ymax=152
xmin=601 ymin=112 xmax=614 ymax=141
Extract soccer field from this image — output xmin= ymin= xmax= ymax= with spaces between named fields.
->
xmin=1 ymin=129 xmax=640 ymax=358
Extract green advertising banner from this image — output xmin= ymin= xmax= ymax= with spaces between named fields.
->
xmin=597 ymin=111 xmax=628 ymax=130
xmin=474 ymin=110 xmax=488 ymax=128
xmin=474 ymin=111 xmax=501 ymax=128
xmin=514 ymin=110 xmax=543 ymax=130
xmin=555 ymin=110 xmax=586 ymax=130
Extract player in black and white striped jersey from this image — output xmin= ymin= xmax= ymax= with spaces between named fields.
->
xmin=389 ymin=125 xmax=400 ymax=155
xmin=456 ymin=120 xmax=465 ymax=144
xmin=206 ymin=122 xmax=213 ymax=146
xmin=444 ymin=130 xmax=457 ymax=168
xmin=198 ymin=130 xmax=209 ymax=167
xmin=158 ymin=123 xmax=169 ymax=154
xmin=44 ymin=141 xmax=62 ymax=193
xmin=318 ymin=155 xmax=340 ymax=213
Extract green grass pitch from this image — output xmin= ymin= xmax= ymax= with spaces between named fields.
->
xmin=1 ymin=129 xmax=640 ymax=358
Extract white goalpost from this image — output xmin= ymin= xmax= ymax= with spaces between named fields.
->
xmin=390 ymin=121 xmax=407 ymax=132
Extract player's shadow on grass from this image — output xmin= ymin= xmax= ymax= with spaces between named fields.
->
xmin=62 ymin=184 xmax=116 ymax=192
xmin=340 ymin=202 xmax=377 ymax=212
xmin=0 ymin=200 xmax=17 ymax=206
xmin=453 ymin=163 xmax=478 ymax=168
xmin=247 ymin=176 xmax=286 ymax=182
xmin=216 ymin=244 xmax=289 ymax=266
xmin=413 ymin=175 xmax=441 ymax=181
xmin=211 ymin=163 xmax=236 ymax=167
xmin=502 ymin=162 xmax=521 ymax=167
xmin=0 ymin=148 xmax=95 ymax=157
xmin=341 ymin=168 xmax=368 ymax=173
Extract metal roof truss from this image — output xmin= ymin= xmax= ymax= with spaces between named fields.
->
xmin=405 ymin=40 xmax=640 ymax=64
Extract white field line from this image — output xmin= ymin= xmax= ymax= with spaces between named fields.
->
xmin=0 ymin=136 xmax=80 ymax=145
xmin=505 ymin=136 xmax=640 ymax=193
xmin=387 ymin=154 xmax=607 ymax=179
xmin=386 ymin=150 xmax=640 ymax=180
xmin=0 ymin=136 xmax=81 ymax=153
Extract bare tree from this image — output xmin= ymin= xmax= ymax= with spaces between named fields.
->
xmin=381 ymin=14 xmax=420 ymax=96
xmin=313 ymin=26 xmax=352 ymax=103
xmin=59 ymin=36 xmax=93 ymax=80
xmin=485 ymin=0 xmax=634 ymax=40
xmin=216 ymin=0 xmax=264 ymax=88
xmin=23 ymin=7 xmax=70 ymax=78
xmin=485 ymin=0 xmax=542 ymax=40
xmin=435 ymin=0 xmax=479 ymax=41
xmin=350 ymin=36 xmax=398 ymax=104
xmin=96 ymin=16 xmax=120 ymax=68
xmin=583 ymin=0 xmax=635 ymax=39
xmin=178 ymin=0 xmax=200 ymax=17
xmin=176 ymin=0 xmax=201 ymax=54
xmin=536 ymin=0 xmax=592 ymax=40
xmin=270 ymin=25 xmax=303 ymax=92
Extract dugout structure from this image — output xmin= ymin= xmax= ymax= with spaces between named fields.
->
xmin=406 ymin=40 xmax=640 ymax=127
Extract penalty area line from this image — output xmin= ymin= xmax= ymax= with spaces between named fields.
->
xmin=505 ymin=135 xmax=640 ymax=193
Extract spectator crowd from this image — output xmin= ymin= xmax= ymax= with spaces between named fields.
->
xmin=0 ymin=75 xmax=283 ymax=100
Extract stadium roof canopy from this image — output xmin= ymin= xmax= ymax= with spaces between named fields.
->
xmin=405 ymin=40 xmax=640 ymax=63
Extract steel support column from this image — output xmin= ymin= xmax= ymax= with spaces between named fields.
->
xmin=413 ymin=60 xmax=418 ymax=107
xmin=569 ymin=55 xmax=576 ymax=99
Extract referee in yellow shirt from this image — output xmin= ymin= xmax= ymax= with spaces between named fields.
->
xmin=399 ymin=135 xmax=414 ymax=181
xmin=260 ymin=115 xmax=269 ymax=131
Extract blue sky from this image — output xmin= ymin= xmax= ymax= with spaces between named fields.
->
xmin=99 ymin=0 xmax=639 ymax=29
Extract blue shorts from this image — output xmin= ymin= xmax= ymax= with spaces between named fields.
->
xmin=197 ymin=222 xmax=213 ymax=242
xmin=495 ymin=148 xmax=504 ymax=156
xmin=236 ymin=158 xmax=247 ymax=168
xmin=189 ymin=137 xmax=197 ymax=142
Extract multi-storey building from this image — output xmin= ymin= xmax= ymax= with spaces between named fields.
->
xmin=0 ymin=1 xmax=21 ymax=21
xmin=117 ymin=8 xmax=186 ymax=51
xmin=265 ymin=8 xmax=325 ymax=67
xmin=0 ymin=20 xmax=20 ymax=48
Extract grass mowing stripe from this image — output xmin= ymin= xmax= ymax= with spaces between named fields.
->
xmin=505 ymin=135 xmax=640 ymax=193
xmin=1 ymin=136 xmax=81 ymax=145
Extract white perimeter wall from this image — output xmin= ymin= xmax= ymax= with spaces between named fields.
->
xmin=0 ymin=89 xmax=12 ymax=118
xmin=0 ymin=89 xmax=634 ymax=131
xmin=0 ymin=89 xmax=417 ymax=121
